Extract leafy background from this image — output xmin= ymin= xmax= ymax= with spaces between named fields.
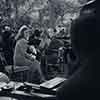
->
xmin=0 ymin=0 xmax=87 ymax=31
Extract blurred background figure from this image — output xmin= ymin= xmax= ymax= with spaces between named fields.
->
xmin=2 ymin=25 xmax=15 ymax=65
xmin=57 ymin=0 xmax=97 ymax=99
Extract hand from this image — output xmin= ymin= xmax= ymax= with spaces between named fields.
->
xmin=29 ymin=45 xmax=37 ymax=55
xmin=30 ymin=54 xmax=36 ymax=61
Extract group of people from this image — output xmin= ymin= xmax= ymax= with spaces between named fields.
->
xmin=0 ymin=0 xmax=98 ymax=99
xmin=13 ymin=23 xmax=70 ymax=82
xmin=0 ymin=19 xmax=70 ymax=84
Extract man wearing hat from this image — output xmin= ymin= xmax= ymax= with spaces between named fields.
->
xmin=56 ymin=0 xmax=98 ymax=99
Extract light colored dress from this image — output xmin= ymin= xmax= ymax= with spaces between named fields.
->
xmin=0 ymin=72 xmax=9 ymax=83
xmin=14 ymin=38 xmax=44 ymax=83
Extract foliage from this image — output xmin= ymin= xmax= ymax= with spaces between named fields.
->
xmin=0 ymin=0 xmax=87 ymax=30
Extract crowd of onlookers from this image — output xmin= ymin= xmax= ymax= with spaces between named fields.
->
xmin=0 ymin=20 xmax=73 ymax=83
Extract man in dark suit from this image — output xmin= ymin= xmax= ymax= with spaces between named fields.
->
xmin=56 ymin=0 xmax=98 ymax=99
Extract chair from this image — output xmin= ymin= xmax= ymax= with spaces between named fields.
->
xmin=5 ymin=65 xmax=29 ymax=82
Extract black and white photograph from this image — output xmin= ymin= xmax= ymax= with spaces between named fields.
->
xmin=0 ymin=0 xmax=97 ymax=100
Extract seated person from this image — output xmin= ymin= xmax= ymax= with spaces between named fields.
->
xmin=14 ymin=25 xmax=45 ymax=83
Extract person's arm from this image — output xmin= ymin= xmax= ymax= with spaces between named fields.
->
xmin=25 ymin=45 xmax=37 ymax=61
xmin=25 ymin=52 xmax=36 ymax=61
xmin=15 ymin=40 xmax=27 ymax=56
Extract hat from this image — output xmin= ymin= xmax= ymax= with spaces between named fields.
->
xmin=80 ymin=0 xmax=96 ymax=15
xmin=85 ymin=0 xmax=96 ymax=5
xmin=80 ymin=0 xmax=96 ymax=8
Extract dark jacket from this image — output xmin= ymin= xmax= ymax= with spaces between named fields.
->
xmin=56 ymin=1 xmax=98 ymax=99
xmin=57 ymin=52 xmax=100 ymax=99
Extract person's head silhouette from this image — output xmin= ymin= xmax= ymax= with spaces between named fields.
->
xmin=71 ymin=0 xmax=96 ymax=59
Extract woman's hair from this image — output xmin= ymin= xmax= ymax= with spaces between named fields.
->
xmin=15 ymin=25 xmax=28 ymax=41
